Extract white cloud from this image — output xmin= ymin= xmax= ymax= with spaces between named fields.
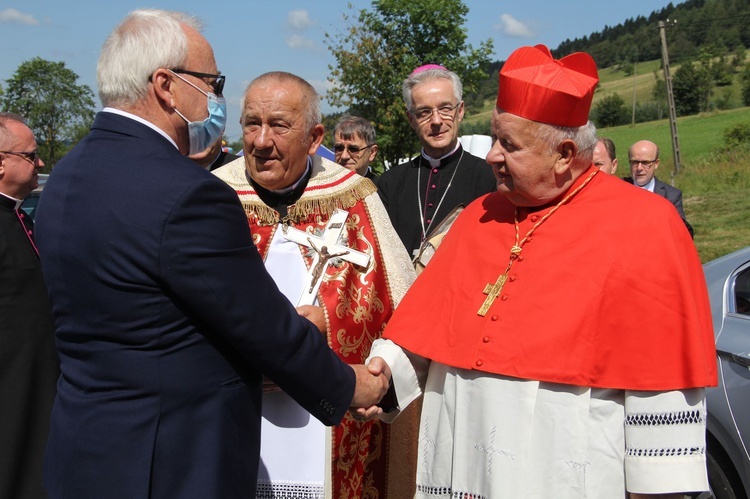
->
xmin=0 ymin=8 xmax=39 ymax=25
xmin=286 ymin=10 xmax=315 ymax=30
xmin=285 ymin=34 xmax=317 ymax=51
xmin=495 ymin=14 xmax=534 ymax=38
xmin=309 ymin=78 xmax=335 ymax=96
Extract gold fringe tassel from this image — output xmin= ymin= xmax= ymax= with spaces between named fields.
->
xmin=242 ymin=177 xmax=377 ymax=226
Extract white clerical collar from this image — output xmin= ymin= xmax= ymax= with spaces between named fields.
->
xmin=0 ymin=191 xmax=24 ymax=210
xmin=270 ymin=157 xmax=312 ymax=195
xmin=102 ymin=107 xmax=179 ymax=150
xmin=421 ymin=142 xmax=461 ymax=168
xmin=636 ymin=177 xmax=656 ymax=193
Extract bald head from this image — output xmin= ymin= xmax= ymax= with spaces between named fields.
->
xmin=628 ymin=140 xmax=660 ymax=186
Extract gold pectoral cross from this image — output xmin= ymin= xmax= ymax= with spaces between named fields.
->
xmin=477 ymin=273 xmax=507 ymax=317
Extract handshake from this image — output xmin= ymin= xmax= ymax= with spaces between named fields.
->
xmin=348 ymin=357 xmax=391 ymax=420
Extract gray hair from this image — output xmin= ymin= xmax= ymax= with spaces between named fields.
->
xmin=402 ymin=68 xmax=463 ymax=112
xmin=534 ymin=120 xmax=598 ymax=164
xmin=333 ymin=115 xmax=376 ymax=145
xmin=241 ymin=71 xmax=321 ymax=132
xmin=0 ymin=112 xmax=28 ymax=149
xmin=97 ymin=9 xmax=203 ymax=107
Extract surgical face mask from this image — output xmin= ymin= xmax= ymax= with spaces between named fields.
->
xmin=171 ymin=72 xmax=228 ymax=155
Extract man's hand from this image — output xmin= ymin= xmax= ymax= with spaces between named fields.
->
xmin=349 ymin=363 xmax=389 ymax=410
xmin=349 ymin=357 xmax=392 ymax=421
xmin=296 ymin=305 xmax=326 ymax=332
xmin=366 ymin=356 xmax=391 ymax=380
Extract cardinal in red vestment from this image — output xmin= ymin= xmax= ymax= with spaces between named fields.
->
xmin=363 ymin=45 xmax=717 ymax=499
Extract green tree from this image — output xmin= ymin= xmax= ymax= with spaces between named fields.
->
xmin=591 ymin=93 xmax=630 ymax=128
xmin=325 ymin=0 xmax=494 ymax=168
xmin=2 ymin=57 xmax=95 ymax=169
xmin=672 ymin=62 xmax=711 ymax=116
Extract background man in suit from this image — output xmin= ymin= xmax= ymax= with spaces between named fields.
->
xmin=593 ymin=137 xmax=618 ymax=174
xmin=625 ymin=139 xmax=694 ymax=237
xmin=0 ymin=113 xmax=58 ymax=499
xmin=34 ymin=9 xmax=386 ymax=499
xmin=333 ymin=115 xmax=380 ymax=183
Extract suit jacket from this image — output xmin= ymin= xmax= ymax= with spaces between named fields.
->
xmin=35 ymin=112 xmax=355 ymax=499
xmin=0 ymin=196 xmax=58 ymax=499
xmin=624 ymin=176 xmax=694 ymax=238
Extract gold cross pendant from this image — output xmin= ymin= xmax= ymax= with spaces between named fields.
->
xmin=477 ymin=274 xmax=507 ymax=316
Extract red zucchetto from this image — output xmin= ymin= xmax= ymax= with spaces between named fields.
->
xmin=497 ymin=44 xmax=598 ymax=127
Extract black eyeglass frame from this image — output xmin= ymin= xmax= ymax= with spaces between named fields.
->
xmin=628 ymin=159 xmax=658 ymax=168
xmin=170 ymin=68 xmax=225 ymax=96
xmin=333 ymin=144 xmax=373 ymax=156
xmin=0 ymin=150 xmax=40 ymax=163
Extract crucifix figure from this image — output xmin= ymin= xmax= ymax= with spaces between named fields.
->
xmin=282 ymin=209 xmax=371 ymax=306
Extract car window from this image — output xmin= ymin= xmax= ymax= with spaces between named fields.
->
xmin=734 ymin=267 xmax=750 ymax=316
xmin=21 ymin=193 xmax=41 ymax=221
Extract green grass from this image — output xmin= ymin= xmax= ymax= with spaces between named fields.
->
xmin=595 ymin=107 xmax=750 ymax=263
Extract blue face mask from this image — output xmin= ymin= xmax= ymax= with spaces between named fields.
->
xmin=171 ymin=73 xmax=228 ymax=155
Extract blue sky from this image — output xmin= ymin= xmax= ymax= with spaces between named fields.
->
xmin=1 ymin=0 xmax=676 ymax=141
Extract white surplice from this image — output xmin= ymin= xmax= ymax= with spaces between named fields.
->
xmin=369 ymin=338 xmax=709 ymax=498
xmin=256 ymin=228 xmax=327 ymax=498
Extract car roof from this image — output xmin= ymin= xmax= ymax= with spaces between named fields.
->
xmin=703 ymin=245 xmax=750 ymax=337
xmin=31 ymin=173 xmax=49 ymax=193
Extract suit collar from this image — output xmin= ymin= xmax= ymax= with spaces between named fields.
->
xmin=92 ymin=111 xmax=180 ymax=154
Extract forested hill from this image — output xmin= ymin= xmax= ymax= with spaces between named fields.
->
xmin=553 ymin=0 xmax=750 ymax=66
xmin=466 ymin=0 xmax=750 ymax=109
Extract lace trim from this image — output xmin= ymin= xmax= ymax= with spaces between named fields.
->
xmin=625 ymin=409 xmax=705 ymax=426
xmin=625 ymin=446 xmax=706 ymax=457
xmin=416 ymin=484 xmax=487 ymax=499
xmin=255 ymin=481 xmax=324 ymax=499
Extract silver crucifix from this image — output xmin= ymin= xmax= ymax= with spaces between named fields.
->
xmin=282 ymin=209 xmax=371 ymax=306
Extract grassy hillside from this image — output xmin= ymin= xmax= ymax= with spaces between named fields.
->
xmin=598 ymin=108 xmax=750 ymax=263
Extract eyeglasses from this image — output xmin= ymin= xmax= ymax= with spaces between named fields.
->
xmin=0 ymin=150 xmax=40 ymax=163
xmin=629 ymin=159 xmax=657 ymax=168
xmin=170 ymin=68 xmax=225 ymax=96
xmin=333 ymin=144 xmax=372 ymax=156
xmin=411 ymin=102 xmax=461 ymax=123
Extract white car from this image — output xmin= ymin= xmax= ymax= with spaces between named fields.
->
xmin=701 ymin=246 xmax=750 ymax=498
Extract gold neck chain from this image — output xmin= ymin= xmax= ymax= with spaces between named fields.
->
xmin=477 ymin=168 xmax=599 ymax=316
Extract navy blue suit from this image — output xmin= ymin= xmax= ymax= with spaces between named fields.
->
xmin=35 ymin=112 xmax=355 ymax=498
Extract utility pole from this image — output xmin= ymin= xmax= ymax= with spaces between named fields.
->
xmin=632 ymin=59 xmax=637 ymax=125
xmin=659 ymin=19 xmax=682 ymax=179
xmin=632 ymin=46 xmax=638 ymax=125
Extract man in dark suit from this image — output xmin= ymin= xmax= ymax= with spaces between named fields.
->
xmin=624 ymin=139 xmax=694 ymax=238
xmin=333 ymin=115 xmax=380 ymax=184
xmin=0 ymin=113 xmax=58 ymax=499
xmin=34 ymin=9 xmax=386 ymax=499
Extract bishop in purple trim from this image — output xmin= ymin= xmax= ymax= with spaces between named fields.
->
xmin=0 ymin=112 xmax=58 ymax=499
xmin=377 ymin=65 xmax=497 ymax=257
